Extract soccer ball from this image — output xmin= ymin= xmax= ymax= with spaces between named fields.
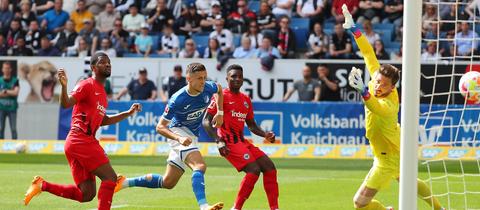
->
xmin=15 ymin=142 xmax=27 ymax=154
xmin=459 ymin=71 xmax=480 ymax=104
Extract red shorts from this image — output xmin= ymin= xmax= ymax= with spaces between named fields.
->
xmin=65 ymin=133 xmax=109 ymax=185
xmin=225 ymin=142 xmax=266 ymax=171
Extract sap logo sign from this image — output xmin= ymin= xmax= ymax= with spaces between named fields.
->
xmin=421 ymin=148 xmax=443 ymax=159
xmin=2 ymin=142 xmax=15 ymax=151
xmin=366 ymin=147 xmax=373 ymax=157
xmin=287 ymin=146 xmax=308 ymax=156
xmin=208 ymin=145 xmax=219 ymax=155
xmin=340 ymin=147 xmax=359 ymax=157
xmin=313 ymin=146 xmax=333 ymax=156
xmin=53 ymin=143 xmax=64 ymax=153
xmin=129 ymin=144 xmax=149 ymax=154
xmin=244 ymin=112 xmax=282 ymax=143
xmin=156 ymin=144 xmax=171 ymax=154
xmin=187 ymin=109 xmax=205 ymax=120
xmin=103 ymin=144 xmax=123 ymax=154
xmin=259 ymin=146 xmax=281 ymax=156
xmin=448 ymin=149 xmax=468 ymax=159
xmin=29 ymin=143 xmax=48 ymax=153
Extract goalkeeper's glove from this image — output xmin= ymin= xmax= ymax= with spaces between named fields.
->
xmin=216 ymin=141 xmax=230 ymax=157
xmin=342 ymin=4 xmax=355 ymax=30
xmin=348 ymin=67 xmax=369 ymax=97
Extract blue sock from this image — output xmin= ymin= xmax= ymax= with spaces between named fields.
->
xmin=191 ymin=170 xmax=207 ymax=206
xmin=127 ymin=174 xmax=163 ymax=188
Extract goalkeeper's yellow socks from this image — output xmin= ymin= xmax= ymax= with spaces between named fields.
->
xmin=356 ymin=199 xmax=386 ymax=210
xmin=417 ymin=179 xmax=443 ymax=210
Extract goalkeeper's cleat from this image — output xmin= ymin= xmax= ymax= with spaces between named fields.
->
xmin=114 ymin=174 xmax=126 ymax=193
xmin=204 ymin=202 xmax=224 ymax=210
xmin=342 ymin=4 xmax=355 ymax=29
xmin=24 ymin=176 xmax=43 ymax=205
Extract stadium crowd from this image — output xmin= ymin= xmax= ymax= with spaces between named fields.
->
xmin=0 ymin=0 xmax=478 ymax=61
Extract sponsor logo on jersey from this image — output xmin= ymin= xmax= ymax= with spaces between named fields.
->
xmin=231 ymin=110 xmax=247 ymax=119
xmin=187 ymin=109 xmax=206 ymax=120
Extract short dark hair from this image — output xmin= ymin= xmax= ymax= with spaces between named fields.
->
xmin=186 ymin=63 xmax=206 ymax=74
xmin=2 ymin=61 xmax=11 ymax=68
xmin=226 ymin=64 xmax=243 ymax=73
xmin=91 ymin=52 xmax=108 ymax=66
xmin=379 ymin=64 xmax=400 ymax=85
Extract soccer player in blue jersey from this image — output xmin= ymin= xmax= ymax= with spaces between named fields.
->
xmin=115 ymin=63 xmax=225 ymax=210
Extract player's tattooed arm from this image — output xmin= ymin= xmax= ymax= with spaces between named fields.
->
xmin=246 ymin=119 xmax=276 ymax=143
xmin=101 ymin=103 xmax=142 ymax=126
xmin=57 ymin=68 xmax=77 ymax=108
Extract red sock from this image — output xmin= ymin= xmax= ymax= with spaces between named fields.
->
xmin=263 ymin=170 xmax=279 ymax=210
xmin=98 ymin=180 xmax=116 ymax=210
xmin=234 ymin=173 xmax=259 ymax=209
xmin=41 ymin=181 xmax=83 ymax=202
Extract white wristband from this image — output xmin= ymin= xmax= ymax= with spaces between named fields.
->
xmin=217 ymin=110 xmax=224 ymax=116
xmin=216 ymin=141 xmax=225 ymax=148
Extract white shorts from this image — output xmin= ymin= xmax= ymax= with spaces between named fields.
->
xmin=166 ymin=127 xmax=199 ymax=171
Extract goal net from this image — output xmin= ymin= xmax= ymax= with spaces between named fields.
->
xmin=419 ymin=1 xmax=480 ymax=209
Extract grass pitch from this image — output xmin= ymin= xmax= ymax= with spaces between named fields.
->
xmin=1 ymin=154 xmax=479 ymax=210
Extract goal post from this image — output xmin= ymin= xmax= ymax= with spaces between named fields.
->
xmin=399 ymin=0 xmax=423 ymax=209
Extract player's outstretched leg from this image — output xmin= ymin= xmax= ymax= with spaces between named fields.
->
xmin=417 ymin=179 xmax=444 ymax=210
xmin=353 ymin=185 xmax=386 ymax=210
xmin=232 ymin=162 xmax=261 ymax=210
xmin=256 ymin=156 xmax=279 ymax=210
xmin=92 ymin=163 xmax=118 ymax=210
xmin=115 ymin=163 xmax=184 ymax=192
xmin=24 ymin=176 xmax=84 ymax=205
xmin=185 ymin=151 xmax=224 ymax=210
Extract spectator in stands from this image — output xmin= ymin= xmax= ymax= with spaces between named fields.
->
xmin=465 ymin=0 xmax=480 ymax=20
xmin=296 ymin=0 xmax=324 ymax=27
xmin=390 ymin=43 xmax=402 ymax=61
xmin=283 ymin=65 xmax=320 ymax=102
xmin=109 ymin=19 xmax=129 ymax=57
xmin=9 ymin=36 xmax=33 ymax=56
xmin=96 ymin=37 xmax=117 ymax=57
xmin=0 ymin=61 xmax=19 ymax=139
xmin=424 ymin=21 xmax=439 ymax=40
xmin=162 ymin=65 xmax=187 ymax=99
xmin=5 ymin=19 xmax=25 ymax=48
xmin=85 ymin=0 xmax=110 ymax=15
xmin=51 ymin=20 xmax=77 ymax=56
xmin=210 ymin=18 xmax=233 ymax=53
xmin=158 ymin=24 xmax=179 ymax=57
xmin=256 ymin=36 xmax=280 ymax=58
xmin=41 ymin=0 xmax=69 ymax=35
xmin=331 ymin=0 xmax=358 ymax=23
xmin=440 ymin=4 xmax=457 ymax=36
xmin=382 ymin=0 xmax=403 ymax=34
xmin=228 ymin=0 xmax=257 ymax=34
xmin=276 ymin=16 xmax=296 ymax=58
xmin=242 ymin=21 xmax=263 ymax=49
xmin=25 ymin=20 xmax=46 ymax=54
xmin=122 ymin=4 xmax=146 ymax=34
xmin=37 ymin=36 xmax=61 ymax=56
xmin=203 ymin=38 xmax=220 ymax=58
xmin=115 ymin=67 xmax=157 ymax=101
xmin=455 ymin=22 xmax=479 ymax=56
xmin=271 ymin=0 xmax=295 ymax=17
xmin=0 ymin=35 xmax=8 ymax=55
xmin=33 ymin=0 xmax=54 ymax=16
xmin=233 ymin=36 xmax=256 ymax=58
xmin=306 ymin=22 xmax=328 ymax=59
xmin=147 ymin=0 xmax=174 ymax=34
xmin=67 ymin=36 xmax=90 ymax=57
xmin=176 ymin=3 xmax=202 ymax=36
xmin=200 ymin=1 xmax=224 ymax=33
xmin=357 ymin=0 xmax=383 ymax=24
xmin=362 ymin=20 xmax=380 ymax=45
xmin=374 ymin=40 xmax=389 ymax=60
xmin=316 ymin=64 xmax=341 ymax=101
xmin=328 ymin=23 xmax=352 ymax=59
xmin=178 ymin=38 xmax=200 ymax=58
xmin=95 ymin=2 xmax=120 ymax=35
xmin=257 ymin=1 xmax=276 ymax=37
xmin=196 ymin=0 xmax=213 ymax=16
xmin=78 ymin=19 xmax=99 ymax=56
xmin=112 ymin=0 xmax=134 ymax=14
xmin=135 ymin=24 xmax=153 ymax=57
xmin=70 ymin=0 xmax=93 ymax=33
xmin=17 ymin=0 xmax=37 ymax=30
xmin=0 ymin=0 xmax=13 ymax=32
xmin=421 ymin=41 xmax=440 ymax=61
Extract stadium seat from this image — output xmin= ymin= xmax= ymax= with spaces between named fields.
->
xmin=385 ymin=41 xmax=401 ymax=50
xmin=291 ymin=18 xmax=310 ymax=29
xmin=151 ymin=35 xmax=160 ymax=52
xmin=324 ymin=22 xmax=334 ymax=30
xmin=192 ymin=34 xmax=210 ymax=50
xmin=150 ymin=53 xmax=172 ymax=58
xmin=248 ymin=1 xmax=260 ymax=13
xmin=178 ymin=35 xmax=186 ymax=49
xmin=123 ymin=53 xmax=144 ymax=57
xmin=293 ymin=28 xmax=309 ymax=50
xmin=233 ymin=34 xmax=241 ymax=47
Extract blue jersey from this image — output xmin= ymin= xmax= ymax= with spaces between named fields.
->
xmin=162 ymin=81 xmax=219 ymax=136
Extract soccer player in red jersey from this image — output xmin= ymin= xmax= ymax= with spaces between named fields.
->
xmin=203 ymin=64 xmax=279 ymax=210
xmin=23 ymin=52 xmax=142 ymax=210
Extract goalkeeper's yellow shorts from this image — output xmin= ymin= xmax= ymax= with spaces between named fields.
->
xmin=363 ymin=155 xmax=400 ymax=190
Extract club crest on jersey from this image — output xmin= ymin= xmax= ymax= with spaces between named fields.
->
xmin=243 ymin=153 xmax=250 ymax=160
xmin=244 ymin=101 xmax=249 ymax=109
xmin=97 ymin=102 xmax=106 ymax=115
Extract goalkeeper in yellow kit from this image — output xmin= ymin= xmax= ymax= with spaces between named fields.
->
xmin=342 ymin=5 xmax=445 ymax=210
